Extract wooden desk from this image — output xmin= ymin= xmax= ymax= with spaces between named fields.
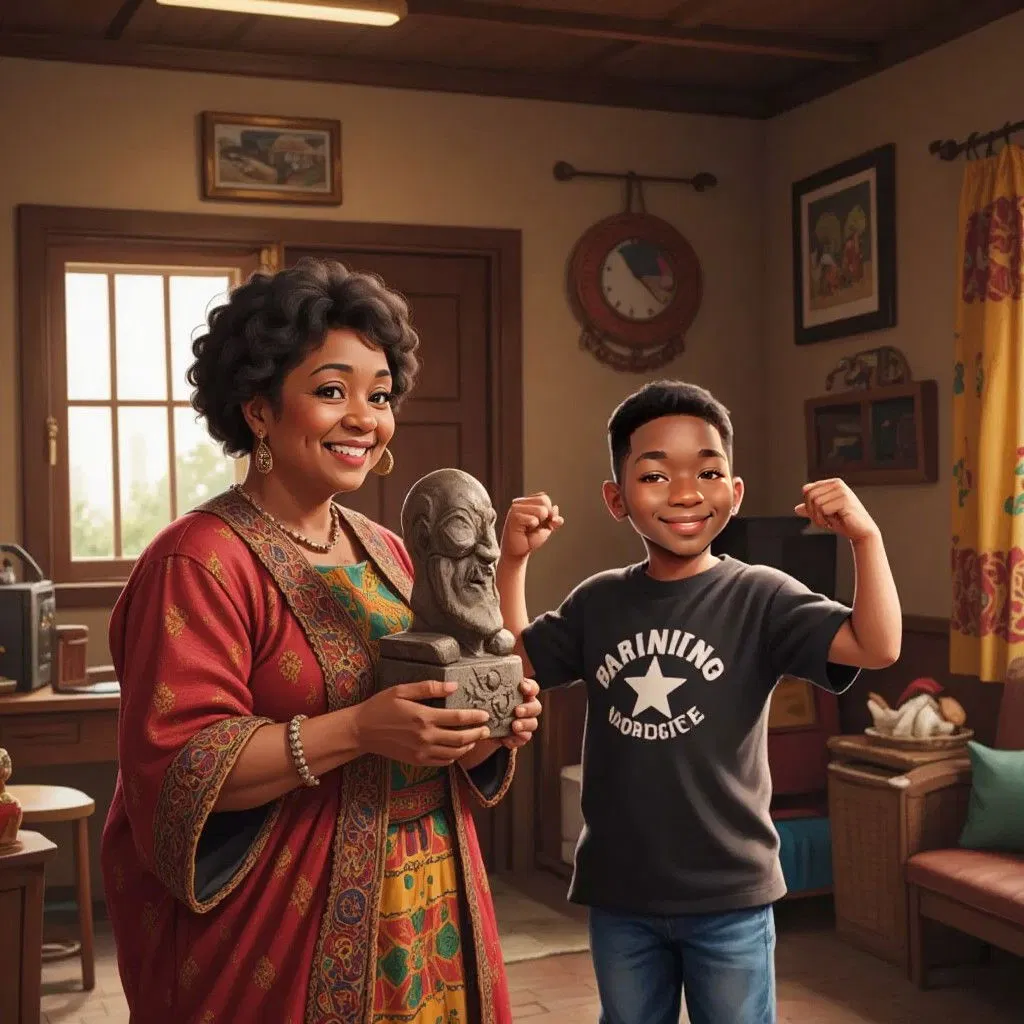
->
xmin=0 ymin=830 xmax=58 ymax=1024
xmin=0 ymin=688 xmax=119 ymax=767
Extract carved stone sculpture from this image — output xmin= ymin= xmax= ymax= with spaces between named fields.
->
xmin=0 ymin=748 xmax=23 ymax=848
xmin=378 ymin=468 xmax=522 ymax=737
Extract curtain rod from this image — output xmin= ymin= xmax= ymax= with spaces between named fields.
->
xmin=929 ymin=120 xmax=1024 ymax=161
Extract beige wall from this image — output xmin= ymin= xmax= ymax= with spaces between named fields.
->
xmin=763 ymin=9 xmax=1024 ymax=615
xmin=0 ymin=57 xmax=769 ymax=638
xmin=0 ymin=57 xmax=767 ymax=887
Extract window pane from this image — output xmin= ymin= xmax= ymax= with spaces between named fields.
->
xmin=118 ymin=406 xmax=170 ymax=558
xmin=115 ymin=274 xmax=167 ymax=400
xmin=65 ymin=272 xmax=111 ymax=400
xmin=174 ymin=406 xmax=234 ymax=511
xmin=170 ymin=275 xmax=230 ymax=402
xmin=68 ymin=406 xmax=114 ymax=560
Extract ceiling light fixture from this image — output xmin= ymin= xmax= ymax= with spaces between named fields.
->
xmin=155 ymin=0 xmax=406 ymax=28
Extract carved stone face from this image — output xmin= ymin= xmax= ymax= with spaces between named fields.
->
xmin=402 ymin=469 xmax=505 ymax=652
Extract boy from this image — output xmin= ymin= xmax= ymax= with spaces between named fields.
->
xmin=495 ymin=380 xmax=900 ymax=1024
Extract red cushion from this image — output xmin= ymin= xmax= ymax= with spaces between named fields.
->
xmin=907 ymin=848 xmax=1024 ymax=927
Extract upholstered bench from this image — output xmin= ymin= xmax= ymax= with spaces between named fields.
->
xmin=905 ymin=676 xmax=1024 ymax=987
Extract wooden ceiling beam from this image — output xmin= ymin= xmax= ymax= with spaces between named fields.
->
xmin=104 ymin=0 xmax=146 ymax=40
xmin=672 ymin=0 xmax=747 ymax=30
xmin=587 ymin=0 xmax=749 ymax=70
xmin=579 ymin=40 xmax=635 ymax=72
xmin=769 ymin=0 xmax=1024 ymax=114
xmin=0 ymin=31 xmax=769 ymax=118
xmin=407 ymin=0 xmax=872 ymax=63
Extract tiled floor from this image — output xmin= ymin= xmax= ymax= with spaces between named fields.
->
xmin=42 ymin=888 xmax=1023 ymax=1023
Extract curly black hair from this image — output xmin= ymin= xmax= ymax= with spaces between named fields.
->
xmin=608 ymin=380 xmax=733 ymax=483
xmin=187 ymin=257 xmax=420 ymax=456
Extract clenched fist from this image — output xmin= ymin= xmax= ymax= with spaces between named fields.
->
xmin=795 ymin=478 xmax=879 ymax=543
xmin=500 ymin=492 xmax=565 ymax=561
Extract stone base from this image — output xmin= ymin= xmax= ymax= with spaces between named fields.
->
xmin=378 ymin=637 xmax=522 ymax=738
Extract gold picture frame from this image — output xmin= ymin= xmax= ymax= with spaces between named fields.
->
xmin=768 ymin=676 xmax=819 ymax=732
xmin=201 ymin=111 xmax=342 ymax=206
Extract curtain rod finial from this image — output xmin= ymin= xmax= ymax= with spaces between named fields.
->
xmin=928 ymin=139 xmax=960 ymax=161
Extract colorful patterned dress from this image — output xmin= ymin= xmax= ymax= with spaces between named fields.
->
xmin=99 ymin=489 xmax=515 ymax=1024
xmin=318 ymin=561 xmax=469 ymax=1024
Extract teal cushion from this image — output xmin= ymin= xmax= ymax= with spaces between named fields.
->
xmin=958 ymin=741 xmax=1024 ymax=852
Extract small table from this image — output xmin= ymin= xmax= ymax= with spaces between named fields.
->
xmin=827 ymin=733 xmax=971 ymax=973
xmin=0 ymin=830 xmax=58 ymax=1024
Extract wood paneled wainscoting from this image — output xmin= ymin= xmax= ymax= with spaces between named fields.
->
xmin=533 ymin=615 xmax=1001 ymax=873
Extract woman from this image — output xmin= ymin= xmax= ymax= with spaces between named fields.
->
xmin=100 ymin=259 xmax=541 ymax=1024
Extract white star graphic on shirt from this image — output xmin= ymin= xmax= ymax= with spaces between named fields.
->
xmin=624 ymin=656 xmax=687 ymax=718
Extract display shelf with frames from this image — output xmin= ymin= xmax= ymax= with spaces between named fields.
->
xmin=804 ymin=380 xmax=937 ymax=485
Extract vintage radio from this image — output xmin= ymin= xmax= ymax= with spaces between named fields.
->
xmin=0 ymin=544 xmax=57 ymax=692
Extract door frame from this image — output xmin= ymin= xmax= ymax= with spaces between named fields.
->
xmin=18 ymin=204 xmax=531 ymax=872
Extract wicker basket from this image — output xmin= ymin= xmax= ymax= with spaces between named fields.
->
xmin=828 ymin=738 xmax=973 ymax=971
xmin=863 ymin=727 xmax=974 ymax=752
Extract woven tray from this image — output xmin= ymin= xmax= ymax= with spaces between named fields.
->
xmin=863 ymin=727 xmax=974 ymax=752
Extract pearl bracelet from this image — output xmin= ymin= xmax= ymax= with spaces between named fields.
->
xmin=287 ymin=714 xmax=320 ymax=788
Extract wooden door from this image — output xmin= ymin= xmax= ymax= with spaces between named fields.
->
xmin=285 ymin=246 xmax=506 ymax=868
xmin=286 ymin=249 xmax=491 ymax=532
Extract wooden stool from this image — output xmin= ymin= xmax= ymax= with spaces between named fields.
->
xmin=6 ymin=785 xmax=95 ymax=991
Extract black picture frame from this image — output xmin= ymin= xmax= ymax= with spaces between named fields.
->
xmin=791 ymin=143 xmax=896 ymax=345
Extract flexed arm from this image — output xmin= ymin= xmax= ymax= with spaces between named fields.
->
xmin=496 ymin=492 xmax=564 ymax=674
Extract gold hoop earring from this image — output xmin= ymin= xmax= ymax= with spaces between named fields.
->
xmin=372 ymin=447 xmax=394 ymax=477
xmin=254 ymin=433 xmax=273 ymax=475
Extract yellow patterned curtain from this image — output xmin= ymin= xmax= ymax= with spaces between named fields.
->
xmin=951 ymin=144 xmax=1024 ymax=682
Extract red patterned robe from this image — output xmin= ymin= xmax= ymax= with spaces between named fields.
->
xmin=100 ymin=489 xmax=514 ymax=1023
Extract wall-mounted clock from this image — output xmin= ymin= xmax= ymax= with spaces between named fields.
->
xmin=567 ymin=212 xmax=703 ymax=372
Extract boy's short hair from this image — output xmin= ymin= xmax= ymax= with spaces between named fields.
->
xmin=607 ymin=380 xmax=734 ymax=483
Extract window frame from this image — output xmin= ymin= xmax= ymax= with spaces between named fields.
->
xmin=19 ymin=208 xmax=271 ymax=606
xmin=55 ymin=253 xmax=250 ymax=582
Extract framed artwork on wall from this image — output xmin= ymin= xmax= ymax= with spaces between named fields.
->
xmin=200 ymin=111 xmax=342 ymax=205
xmin=791 ymin=143 xmax=896 ymax=345
xmin=768 ymin=676 xmax=819 ymax=731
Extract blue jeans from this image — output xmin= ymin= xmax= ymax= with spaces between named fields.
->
xmin=589 ymin=904 xmax=776 ymax=1024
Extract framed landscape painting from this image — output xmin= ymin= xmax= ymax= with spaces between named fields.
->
xmin=792 ymin=143 xmax=896 ymax=345
xmin=201 ymin=111 xmax=342 ymax=205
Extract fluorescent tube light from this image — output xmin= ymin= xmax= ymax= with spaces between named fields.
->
xmin=155 ymin=0 xmax=406 ymax=28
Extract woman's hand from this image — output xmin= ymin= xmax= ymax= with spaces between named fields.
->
xmin=352 ymin=681 xmax=491 ymax=766
xmin=501 ymin=678 xmax=542 ymax=749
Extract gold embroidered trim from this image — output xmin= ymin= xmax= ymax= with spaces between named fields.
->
xmin=153 ymin=715 xmax=279 ymax=912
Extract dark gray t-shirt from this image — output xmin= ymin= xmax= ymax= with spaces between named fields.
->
xmin=522 ymin=554 xmax=857 ymax=915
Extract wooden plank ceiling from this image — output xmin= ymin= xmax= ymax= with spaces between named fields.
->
xmin=0 ymin=0 xmax=1022 ymax=117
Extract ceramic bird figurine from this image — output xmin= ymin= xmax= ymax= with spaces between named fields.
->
xmin=0 ymin=748 xmax=23 ymax=848
xmin=866 ymin=677 xmax=967 ymax=740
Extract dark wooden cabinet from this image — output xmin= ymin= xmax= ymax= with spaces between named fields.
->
xmin=0 ymin=830 xmax=57 ymax=1024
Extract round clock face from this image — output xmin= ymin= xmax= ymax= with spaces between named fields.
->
xmin=601 ymin=238 xmax=677 ymax=322
xmin=568 ymin=213 xmax=702 ymax=355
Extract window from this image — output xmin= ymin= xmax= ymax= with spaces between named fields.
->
xmin=19 ymin=206 xmax=267 ymax=604
xmin=62 ymin=264 xmax=241 ymax=566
